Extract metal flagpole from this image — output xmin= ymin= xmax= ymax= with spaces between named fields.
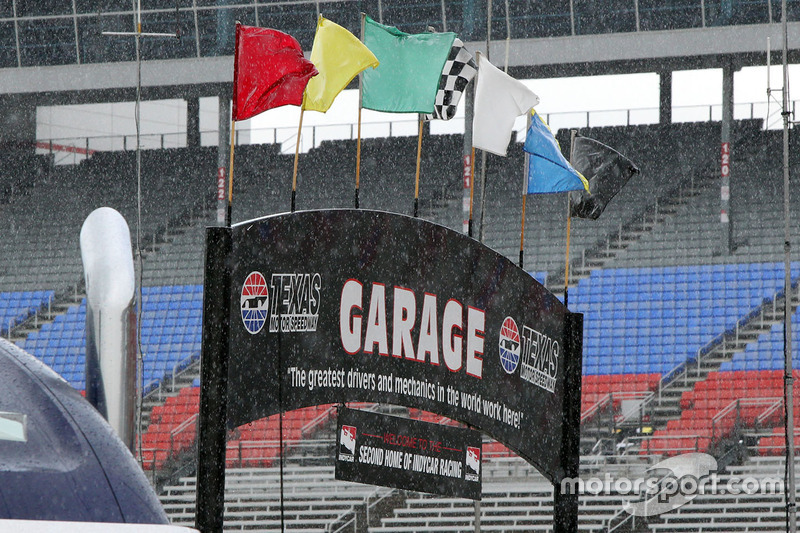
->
xmin=134 ymin=2 xmax=143 ymax=464
xmin=503 ymin=0 xmax=511 ymax=73
xmin=464 ymin=76 xmax=475 ymax=237
xmin=277 ymin=309 xmax=286 ymax=532
xmin=103 ymin=0 xmax=179 ymax=466
xmin=475 ymin=3 xmax=489 ymax=521
xmin=519 ymin=112 xmax=531 ymax=269
xmin=563 ymin=198 xmax=572 ymax=308
xmin=469 ymin=146 xmax=476 ymax=237
xmin=477 ymin=0 xmax=492 ymax=243
xmin=563 ymin=129 xmax=578 ymax=308
xmin=519 ymin=195 xmax=527 ymax=269
xmin=780 ymin=0 xmax=797 ymax=530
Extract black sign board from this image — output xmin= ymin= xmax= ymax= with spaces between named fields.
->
xmin=335 ymin=407 xmax=482 ymax=500
xmin=196 ymin=211 xmax=583 ymax=533
xmin=222 ymin=209 xmax=579 ymax=484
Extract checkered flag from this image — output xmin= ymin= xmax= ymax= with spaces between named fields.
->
xmin=424 ymin=38 xmax=477 ymax=121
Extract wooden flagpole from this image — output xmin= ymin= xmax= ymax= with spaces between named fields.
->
xmin=291 ymin=108 xmax=305 ymax=212
xmin=563 ymin=129 xmax=577 ymax=307
xmin=477 ymin=150 xmax=487 ymax=242
xmin=355 ymin=12 xmax=366 ymax=209
xmin=413 ymin=117 xmax=423 ymax=217
xmin=355 ymin=105 xmax=363 ymax=208
xmin=227 ymin=119 xmax=236 ymax=226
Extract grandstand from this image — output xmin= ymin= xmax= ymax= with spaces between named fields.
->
xmin=3 ymin=1 xmax=800 ymax=532
xmin=3 ymin=116 xmax=799 ymax=531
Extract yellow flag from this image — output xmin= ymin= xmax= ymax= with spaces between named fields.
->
xmin=303 ymin=16 xmax=379 ymax=113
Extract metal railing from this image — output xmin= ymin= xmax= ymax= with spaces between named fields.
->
xmin=654 ymin=276 xmax=800 ymax=408
xmin=581 ymin=391 xmax=654 ymax=424
xmin=328 ymin=486 xmax=396 ymax=533
xmin=755 ymin=428 xmax=800 ymax=453
xmin=301 ymin=405 xmax=336 ymax=438
xmin=626 ymin=433 xmax=708 ymax=457
xmin=36 ymin=99 xmax=796 ymax=164
xmin=711 ymin=396 xmax=784 ymax=441
xmin=621 ymin=396 xmax=784 ymax=460
xmin=2 ymin=292 xmax=54 ymax=337
xmin=143 ymin=351 xmax=199 ymax=397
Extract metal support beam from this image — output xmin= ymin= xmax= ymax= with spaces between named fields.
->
xmin=554 ymin=312 xmax=583 ymax=533
xmin=0 ymin=95 xmax=36 ymax=146
xmin=195 ymin=226 xmax=232 ymax=533
xmin=720 ymin=63 xmax=734 ymax=255
xmin=217 ymin=95 xmax=231 ymax=225
xmin=659 ymin=70 xmax=672 ymax=124
xmin=187 ymin=97 xmax=200 ymax=148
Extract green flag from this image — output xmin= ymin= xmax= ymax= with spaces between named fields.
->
xmin=362 ymin=16 xmax=455 ymax=113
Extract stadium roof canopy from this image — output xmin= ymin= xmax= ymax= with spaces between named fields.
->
xmin=2 ymin=1 xmax=800 ymax=103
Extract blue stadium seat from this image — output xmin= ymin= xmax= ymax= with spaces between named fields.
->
xmin=14 ymin=285 xmax=204 ymax=393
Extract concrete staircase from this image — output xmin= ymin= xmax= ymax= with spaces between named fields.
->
xmin=546 ymin=172 xmax=710 ymax=298
xmin=140 ymin=358 xmax=201 ymax=430
xmin=644 ymin=279 xmax=800 ymax=430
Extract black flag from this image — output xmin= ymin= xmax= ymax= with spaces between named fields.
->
xmin=570 ymin=136 xmax=639 ymax=220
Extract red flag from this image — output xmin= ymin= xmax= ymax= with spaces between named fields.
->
xmin=232 ymin=24 xmax=318 ymax=121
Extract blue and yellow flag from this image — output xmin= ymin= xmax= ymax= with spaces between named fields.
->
xmin=524 ymin=110 xmax=589 ymax=194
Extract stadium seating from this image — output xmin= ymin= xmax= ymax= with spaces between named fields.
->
xmin=0 ymin=290 xmax=54 ymax=335
xmin=637 ymin=299 xmax=800 ymax=457
xmin=141 ymin=386 xmax=336 ymax=470
xmin=160 ymin=464 xmax=393 ymax=531
xmin=572 ymin=262 xmax=797 ymax=376
xmin=581 ymin=373 xmax=661 ymax=423
xmin=0 ymin=147 xmax=215 ymax=293
xmin=721 ymin=317 xmax=800 ymax=372
xmin=18 ymin=285 xmax=203 ymax=392
xmin=141 ymin=386 xmax=201 ymax=469
xmin=4 ymin=117 xmax=800 ymax=531
xmin=758 ymin=428 xmax=800 ymax=456
xmin=644 ymin=371 xmax=790 ymax=457
xmin=14 ymin=259 xmax=799 ymax=462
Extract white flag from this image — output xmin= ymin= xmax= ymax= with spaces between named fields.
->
xmin=472 ymin=52 xmax=539 ymax=156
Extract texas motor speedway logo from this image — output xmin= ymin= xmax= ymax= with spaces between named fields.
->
xmin=240 ymin=272 xmax=321 ymax=334
xmin=240 ymin=271 xmax=269 ymax=334
xmin=499 ymin=316 xmax=559 ymax=393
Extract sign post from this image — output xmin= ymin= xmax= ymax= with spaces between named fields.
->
xmin=195 ymin=226 xmax=232 ymax=533
xmin=554 ymin=312 xmax=583 ymax=533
